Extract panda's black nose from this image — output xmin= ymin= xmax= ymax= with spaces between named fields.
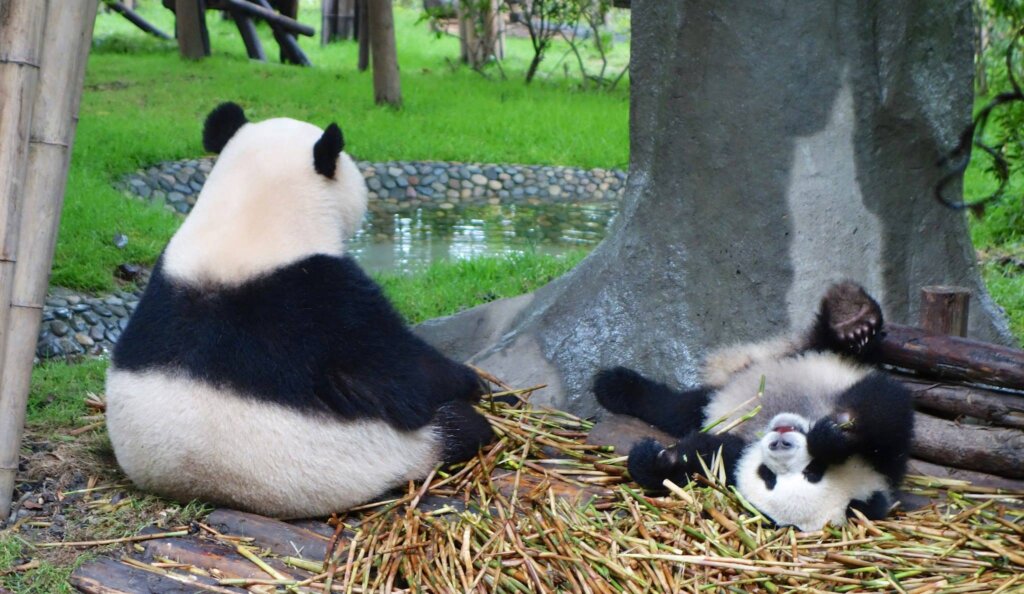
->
xmin=769 ymin=437 xmax=794 ymax=451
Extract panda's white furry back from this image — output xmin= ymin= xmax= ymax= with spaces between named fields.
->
xmin=106 ymin=104 xmax=493 ymax=518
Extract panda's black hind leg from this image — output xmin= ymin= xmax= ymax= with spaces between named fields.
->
xmin=435 ymin=400 xmax=494 ymax=464
xmin=807 ymin=281 xmax=883 ymax=356
xmin=847 ymin=490 xmax=893 ymax=521
xmin=593 ymin=367 xmax=711 ymax=437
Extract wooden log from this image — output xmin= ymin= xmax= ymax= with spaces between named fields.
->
xmin=176 ymin=0 xmax=210 ymax=59
xmin=0 ymin=0 xmax=48 ymax=524
xmin=70 ymin=557 xmax=218 ymax=594
xmin=900 ymin=376 xmax=1024 ymax=429
xmin=920 ymin=285 xmax=970 ymax=337
xmin=356 ymin=0 xmax=369 ymax=71
xmin=911 ymin=412 xmax=1024 ymax=478
xmin=877 ymin=324 xmax=1024 ymax=391
xmin=230 ymin=11 xmax=266 ymax=61
xmin=217 ymin=0 xmax=314 ymax=36
xmin=143 ymin=535 xmax=299 ymax=580
xmin=106 ymin=1 xmax=173 ymax=39
xmin=908 ymin=459 xmax=1024 ymax=493
xmin=206 ymin=509 xmax=329 ymax=561
xmin=71 ymin=556 xmax=246 ymax=594
xmin=368 ymin=0 xmax=401 ymax=106
xmin=248 ymin=0 xmax=310 ymax=66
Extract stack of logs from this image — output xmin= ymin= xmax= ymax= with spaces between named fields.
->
xmin=878 ymin=287 xmax=1024 ymax=490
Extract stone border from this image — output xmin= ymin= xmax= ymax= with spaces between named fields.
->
xmin=39 ymin=158 xmax=627 ymax=361
xmin=116 ymin=157 xmax=627 ymax=214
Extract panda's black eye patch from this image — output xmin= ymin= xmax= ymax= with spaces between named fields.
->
xmin=203 ymin=102 xmax=248 ymax=154
xmin=314 ymin=123 xmax=345 ymax=179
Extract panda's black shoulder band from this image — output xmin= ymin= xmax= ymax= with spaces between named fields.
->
xmin=314 ymin=123 xmax=345 ymax=179
xmin=203 ymin=102 xmax=248 ymax=154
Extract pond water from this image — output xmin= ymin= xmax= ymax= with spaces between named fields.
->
xmin=348 ymin=202 xmax=619 ymax=273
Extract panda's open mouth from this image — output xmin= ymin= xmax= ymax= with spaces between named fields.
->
xmin=772 ymin=424 xmax=805 ymax=435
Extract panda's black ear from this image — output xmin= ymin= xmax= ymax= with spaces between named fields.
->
xmin=313 ymin=123 xmax=344 ymax=179
xmin=203 ymin=102 xmax=248 ymax=154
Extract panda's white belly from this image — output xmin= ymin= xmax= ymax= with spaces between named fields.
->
xmin=105 ymin=368 xmax=442 ymax=518
xmin=735 ymin=451 xmax=887 ymax=531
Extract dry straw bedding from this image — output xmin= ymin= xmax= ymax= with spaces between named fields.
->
xmin=55 ymin=383 xmax=1022 ymax=594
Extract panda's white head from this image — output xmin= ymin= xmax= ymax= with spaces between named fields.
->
xmin=756 ymin=413 xmax=812 ymax=475
xmin=162 ymin=102 xmax=368 ymax=286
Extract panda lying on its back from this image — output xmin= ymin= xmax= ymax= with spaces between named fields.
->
xmin=594 ymin=282 xmax=914 ymax=530
xmin=105 ymin=103 xmax=494 ymax=518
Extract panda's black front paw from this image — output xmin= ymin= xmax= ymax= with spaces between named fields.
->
xmin=627 ymin=438 xmax=684 ymax=491
xmin=807 ymin=415 xmax=857 ymax=465
xmin=821 ymin=282 xmax=883 ymax=354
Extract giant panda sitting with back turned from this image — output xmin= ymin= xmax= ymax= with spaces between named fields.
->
xmin=593 ymin=282 xmax=914 ymax=530
xmin=105 ymin=103 xmax=494 ymax=518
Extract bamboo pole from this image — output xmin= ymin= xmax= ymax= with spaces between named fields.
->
xmin=0 ymin=0 xmax=48 ymax=524
xmin=0 ymin=0 xmax=98 ymax=523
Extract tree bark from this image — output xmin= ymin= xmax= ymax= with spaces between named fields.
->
xmin=416 ymin=0 xmax=1013 ymax=416
xmin=368 ymin=0 xmax=401 ymax=106
xmin=356 ymin=0 xmax=369 ymax=71
xmin=0 ymin=0 xmax=97 ymax=523
xmin=176 ymin=0 xmax=210 ymax=59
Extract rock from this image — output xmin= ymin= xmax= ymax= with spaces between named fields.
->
xmin=470 ymin=174 xmax=487 ymax=185
xmin=50 ymin=321 xmax=69 ymax=337
xmin=115 ymin=264 xmax=144 ymax=282
xmin=74 ymin=333 xmax=95 ymax=347
xmin=112 ymin=233 xmax=128 ymax=249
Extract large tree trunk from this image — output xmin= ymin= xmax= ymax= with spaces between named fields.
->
xmin=176 ymin=0 xmax=210 ymax=60
xmin=368 ymin=0 xmax=401 ymax=106
xmin=0 ymin=0 xmax=98 ymax=522
xmin=417 ymin=0 xmax=1013 ymax=416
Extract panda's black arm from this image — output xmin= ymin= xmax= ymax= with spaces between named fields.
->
xmin=594 ymin=367 xmax=712 ymax=438
xmin=628 ymin=432 xmax=747 ymax=492
xmin=808 ymin=373 xmax=914 ymax=485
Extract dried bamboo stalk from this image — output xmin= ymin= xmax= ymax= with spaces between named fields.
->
xmin=0 ymin=0 xmax=56 ymax=524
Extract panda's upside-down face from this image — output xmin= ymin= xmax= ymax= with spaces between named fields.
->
xmin=757 ymin=412 xmax=812 ymax=477
xmin=162 ymin=102 xmax=369 ymax=287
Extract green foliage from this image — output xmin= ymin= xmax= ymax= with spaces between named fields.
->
xmin=61 ymin=3 xmax=627 ymax=292
xmin=375 ymin=250 xmax=587 ymax=324
xmin=0 ymin=536 xmax=81 ymax=594
xmin=27 ymin=359 xmax=108 ymax=430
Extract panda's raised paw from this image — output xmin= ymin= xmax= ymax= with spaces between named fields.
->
xmin=821 ymin=282 xmax=883 ymax=353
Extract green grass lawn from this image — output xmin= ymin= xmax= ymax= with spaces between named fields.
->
xmin=61 ymin=1 xmax=628 ymax=291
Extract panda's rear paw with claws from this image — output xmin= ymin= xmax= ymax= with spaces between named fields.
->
xmin=822 ymin=282 xmax=883 ymax=353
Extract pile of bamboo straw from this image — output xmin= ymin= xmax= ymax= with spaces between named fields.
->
xmin=69 ymin=390 xmax=1021 ymax=593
